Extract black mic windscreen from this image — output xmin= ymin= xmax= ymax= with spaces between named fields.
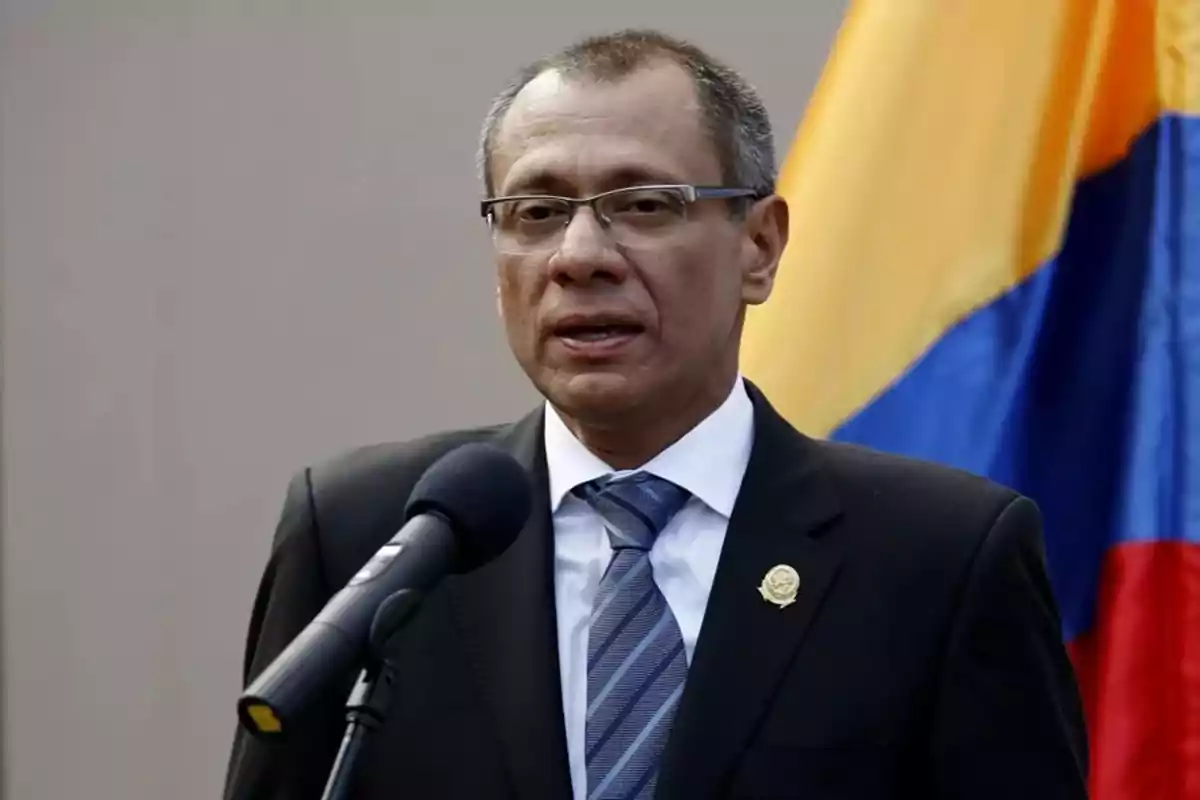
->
xmin=404 ymin=442 xmax=532 ymax=573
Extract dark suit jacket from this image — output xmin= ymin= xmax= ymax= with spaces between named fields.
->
xmin=223 ymin=386 xmax=1089 ymax=799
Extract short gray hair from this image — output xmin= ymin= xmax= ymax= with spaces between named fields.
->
xmin=477 ymin=29 xmax=776 ymax=198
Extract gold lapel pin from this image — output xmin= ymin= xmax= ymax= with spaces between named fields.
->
xmin=758 ymin=564 xmax=800 ymax=608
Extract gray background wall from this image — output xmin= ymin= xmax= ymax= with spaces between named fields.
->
xmin=0 ymin=2 xmax=847 ymax=797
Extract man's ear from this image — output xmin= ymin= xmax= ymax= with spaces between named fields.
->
xmin=741 ymin=194 xmax=789 ymax=306
xmin=496 ymin=285 xmax=504 ymax=321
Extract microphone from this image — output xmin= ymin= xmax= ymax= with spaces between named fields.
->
xmin=237 ymin=442 xmax=532 ymax=739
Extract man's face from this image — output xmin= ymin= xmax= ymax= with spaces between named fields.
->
xmin=488 ymin=62 xmax=784 ymax=426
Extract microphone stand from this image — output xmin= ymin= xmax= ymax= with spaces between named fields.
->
xmin=320 ymin=588 xmax=425 ymax=800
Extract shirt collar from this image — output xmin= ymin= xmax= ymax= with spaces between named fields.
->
xmin=543 ymin=376 xmax=755 ymax=518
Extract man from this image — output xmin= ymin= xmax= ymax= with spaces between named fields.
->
xmin=223 ymin=29 xmax=1089 ymax=800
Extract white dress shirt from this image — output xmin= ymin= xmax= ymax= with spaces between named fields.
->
xmin=544 ymin=377 xmax=756 ymax=800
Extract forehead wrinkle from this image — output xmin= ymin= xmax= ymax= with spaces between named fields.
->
xmin=490 ymin=64 xmax=718 ymax=194
xmin=499 ymin=135 xmax=695 ymax=195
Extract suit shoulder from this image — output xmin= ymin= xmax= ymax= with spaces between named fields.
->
xmin=815 ymin=439 xmax=1014 ymax=501
xmin=300 ymin=422 xmax=515 ymax=583
xmin=308 ymin=423 xmax=507 ymax=496
xmin=812 ymin=438 xmax=1026 ymax=548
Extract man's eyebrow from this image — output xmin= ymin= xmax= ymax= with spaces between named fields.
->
xmin=497 ymin=171 xmax=574 ymax=197
xmin=499 ymin=166 xmax=688 ymax=197
xmin=602 ymin=167 xmax=688 ymax=188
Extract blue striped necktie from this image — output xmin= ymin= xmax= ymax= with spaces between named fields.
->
xmin=572 ymin=472 xmax=691 ymax=800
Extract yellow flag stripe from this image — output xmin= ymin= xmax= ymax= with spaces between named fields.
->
xmin=742 ymin=0 xmax=1198 ymax=437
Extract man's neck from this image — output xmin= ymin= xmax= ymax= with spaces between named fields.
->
xmin=557 ymin=375 xmax=739 ymax=471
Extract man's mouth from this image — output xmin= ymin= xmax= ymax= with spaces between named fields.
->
xmin=555 ymin=322 xmax=645 ymax=343
xmin=549 ymin=319 xmax=647 ymax=359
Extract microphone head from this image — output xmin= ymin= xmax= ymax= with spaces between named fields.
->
xmin=404 ymin=442 xmax=532 ymax=573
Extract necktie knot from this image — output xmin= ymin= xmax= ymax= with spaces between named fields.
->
xmin=573 ymin=472 xmax=691 ymax=551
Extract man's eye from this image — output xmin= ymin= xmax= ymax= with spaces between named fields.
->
xmin=621 ymin=198 xmax=670 ymax=213
xmin=608 ymin=191 xmax=684 ymax=218
xmin=515 ymin=202 xmax=567 ymax=221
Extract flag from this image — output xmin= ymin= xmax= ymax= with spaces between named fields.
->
xmin=740 ymin=1 xmax=1200 ymax=796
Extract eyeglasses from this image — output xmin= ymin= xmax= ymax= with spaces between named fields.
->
xmin=480 ymin=184 xmax=762 ymax=255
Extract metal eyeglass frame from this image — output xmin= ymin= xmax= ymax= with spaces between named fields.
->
xmin=479 ymin=184 xmax=763 ymax=228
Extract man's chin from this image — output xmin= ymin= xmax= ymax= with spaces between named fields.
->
xmin=544 ymin=370 xmax=648 ymax=421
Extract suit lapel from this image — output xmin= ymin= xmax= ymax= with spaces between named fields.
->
xmin=658 ymin=387 xmax=845 ymax=798
xmin=450 ymin=408 xmax=574 ymax=799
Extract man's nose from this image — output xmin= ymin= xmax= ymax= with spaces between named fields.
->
xmin=547 ymin=208 xmax=629 ymax=284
